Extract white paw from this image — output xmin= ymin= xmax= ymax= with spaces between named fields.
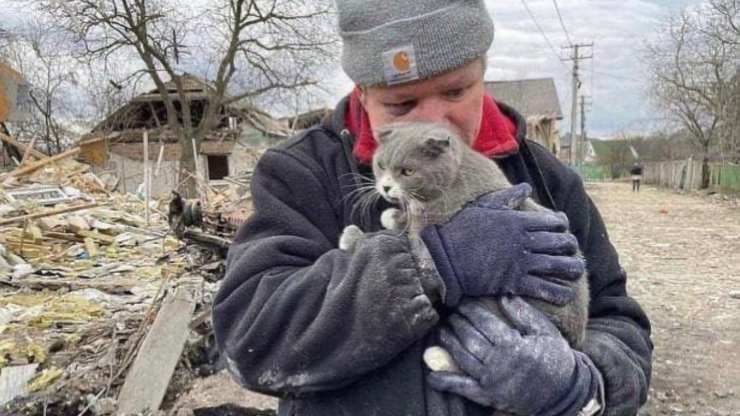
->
xmin=381 ymin=208 xmax=404 ymax=230
xmin=423 ymin=346 xmax=461 ymax=373
xmin=339 ymin=224 xmax=364 ymax=251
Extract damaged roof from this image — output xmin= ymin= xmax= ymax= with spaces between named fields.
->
xmin=84 ymin=74 xmax=290 ymax=142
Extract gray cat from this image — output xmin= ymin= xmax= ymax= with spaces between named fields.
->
xmin=339 ymin=122 xmax=589 ymax=376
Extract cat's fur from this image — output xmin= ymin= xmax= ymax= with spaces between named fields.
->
xmin=340 ymin=122 xmax=589 ymax=374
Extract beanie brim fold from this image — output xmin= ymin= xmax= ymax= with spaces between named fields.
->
xmin=339 ymin=0 xmax=494 ymax=86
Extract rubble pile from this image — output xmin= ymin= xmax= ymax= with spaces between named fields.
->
xmin=0 ymin=149 xmax=236 ymax=415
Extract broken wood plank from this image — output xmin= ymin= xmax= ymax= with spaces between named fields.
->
xmin=182 ymin=229 xmax=233 ymax=257
xmin=76 ymin=230 xmax=115 ymax=245
xmin=0 ymin=132 xmax=47 ymax=160
xmin=36 ymin=232 xmax=82 ymax=243
xmin=0 ymin=202 xmax=100 ymax=226
xmin=0 ymin=278 xmax=135 ymax=295
xmin=117 ymin=287 xmax=195 ymax=414
xmin=0 ymin=147 xmax=80 ymax=180
xmin=19 ymin=135 xmax=38 ymax=165
xmin=0 ymin=364 xmax=38 ymax=405
xmin=66 ymin=216 xmax=90 ymax=233
xmin=37 ymin=216 xmax=65 ymax=231
xmin=84 ymin=237 xmax=98 ymax=257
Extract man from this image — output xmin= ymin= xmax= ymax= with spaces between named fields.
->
xmin=630 ymin=162 xmax=644 ymax=192
xmin=213 ymin=1 xmax=653 ymax=415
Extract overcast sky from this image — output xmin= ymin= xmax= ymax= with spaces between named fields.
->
xmin=323 ymin=0 xmax=704 ymax=138
xmin=2 ymin=0 xmax=704 ymax=138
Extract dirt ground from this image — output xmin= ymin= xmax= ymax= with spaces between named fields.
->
xmin=176 ymin=181 xmax=740 ymax=415
xmin=587 ymin=182 xmax=740 ymax=415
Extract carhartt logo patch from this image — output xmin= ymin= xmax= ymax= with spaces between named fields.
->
xmin=383 ymin=45 xmax=419 ymax=85
xmin=393 ymin=52 xmax=410 ymax=72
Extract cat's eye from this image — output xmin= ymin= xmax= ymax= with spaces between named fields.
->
xmin=401 ymin=168 xmax=415 ymax=176
xmin=377 ymin=161 xmax=385 ymax=170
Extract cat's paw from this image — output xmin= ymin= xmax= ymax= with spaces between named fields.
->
xmin=381 ymin=208 xmax=405 ymax=231
xmin=339 ymin=224 xmax=364 ymax=251
xmin=423 ymin=346 xmax=461 ymax=373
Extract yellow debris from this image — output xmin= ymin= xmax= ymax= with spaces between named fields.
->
xmin=105 ymin=242 xmax=119 ymax=259
xmin=0 ymin=293 xmax=106 ymax=329
xmin=84 ymin=237 xmax=98 ymax=258
xmin=25 ymin=342 xmax=47 ymax=364
xmin=64 ymin=333 xmax=81 ymax=346
xmin=26 ymin=366 xmax=63 ymax=392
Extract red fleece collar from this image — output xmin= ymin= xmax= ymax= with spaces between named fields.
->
xmin=344 ymin=87 xmax=519 ymax=165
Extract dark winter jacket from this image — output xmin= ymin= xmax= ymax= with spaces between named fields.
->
xmin=213 ymin=97 xmax=653 ymax=416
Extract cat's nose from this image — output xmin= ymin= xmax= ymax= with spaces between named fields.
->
xmin=383 ymin=186 xmax=391 ymax=194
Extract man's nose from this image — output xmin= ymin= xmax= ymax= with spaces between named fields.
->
xmin=409 ymin=97 xmax=448 ymax=122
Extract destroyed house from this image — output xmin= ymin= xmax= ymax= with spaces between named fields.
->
xmin=1 ymin=61 xmax=32 ymax=168
xmin=485 ymin=78 xmax=563 ymax=155
xmin=78 ymin=74 xmax=289 ymax=196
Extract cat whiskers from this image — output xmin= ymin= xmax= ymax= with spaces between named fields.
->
xmin=342 ymin=183 xmax=377 ymax=204
xmin=354 ymin=188 xmax=383 ymax=229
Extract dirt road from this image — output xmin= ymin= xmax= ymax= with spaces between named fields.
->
xmin=587 ymin=182 xmax=740 ymax=415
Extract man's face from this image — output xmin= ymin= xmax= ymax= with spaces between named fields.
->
xmin=360 ymin=59 xmax=486 ymax=146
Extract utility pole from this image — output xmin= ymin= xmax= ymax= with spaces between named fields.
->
xmin=563 ymin=43 xmax=593 ymax=166
xmin=579 ymin=95 xmax=592 ymax=166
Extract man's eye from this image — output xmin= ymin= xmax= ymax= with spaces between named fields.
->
xmin=401 ymin=168 xmax=415 ymax=176
xmin=385 ymin=101 xmax=415 ymax=116
xmin=445 ymin=88 xmax=465 ymax=99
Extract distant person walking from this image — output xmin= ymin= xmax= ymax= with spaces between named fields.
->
xmin=631 ymin=162 xmax=644 ymax=192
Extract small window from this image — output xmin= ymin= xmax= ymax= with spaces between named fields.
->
xmin=207 ymin=155 xmax=229 ymax=180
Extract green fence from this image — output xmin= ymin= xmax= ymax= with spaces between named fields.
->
xmin=574 ymin=164 xmax=609 ymax=182
xmin=712 ymin=163 xmax=740 ymax=193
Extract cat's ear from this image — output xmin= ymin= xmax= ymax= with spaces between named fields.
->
xmin=422 ymin=137 xmax=450 ymax=158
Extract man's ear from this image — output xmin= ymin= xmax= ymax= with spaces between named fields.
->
xmin=358 ymin=86 xmax=368 ymax=109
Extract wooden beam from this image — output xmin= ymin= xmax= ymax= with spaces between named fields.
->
xmin=0 ymin=147 xmax=80 ymax=180
xmin=76 ymin=230 xmax=115 ymax=245
xmin=117 ymin=287 xmax=195 ymax=414
xmin=0 ymin=278 xmax=135 ymax=294
xmin=19 ymin=136 xmax=38 ymax=165
xmin=0 ymin=202 xmax=100 ymax=226
xmin=0 ymin=132 xmax=47 ymax=160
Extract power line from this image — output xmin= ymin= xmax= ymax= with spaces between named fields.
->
xmin=551 ymin=0 xmax=573 ymax=46
xmin=592 ymin=70 xmax=641 ymax=82
xmin=519 ymin=0 xmax=570 ymax=72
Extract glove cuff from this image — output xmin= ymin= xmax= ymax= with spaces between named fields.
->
xmin=419 ymin=225 xmax=462 ymax=306
xmin=538 ymin=352 xmax=604 ymax=416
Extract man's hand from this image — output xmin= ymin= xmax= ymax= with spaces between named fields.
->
xmin=427 ymin=298 xmax=602 ymax=415
xmin=420 ymin=183 xmax=585 ymax=306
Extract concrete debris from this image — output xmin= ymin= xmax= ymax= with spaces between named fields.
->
xmin=0 ymin=145 xmax=249 ymax=415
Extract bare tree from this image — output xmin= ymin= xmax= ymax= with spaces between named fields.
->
xmin=1 ymin=20 xmax=81 ymax=154
xmin=36 ymin=0 xmax=335 ymax=197
xmin=705 ymin=0 xmax=740 ymax=162
xmin=644 ymin=3 xmax=740 ymax=187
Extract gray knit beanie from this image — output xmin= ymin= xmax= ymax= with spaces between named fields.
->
xmin=336 ymin=0 xmax=494 ymax=86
